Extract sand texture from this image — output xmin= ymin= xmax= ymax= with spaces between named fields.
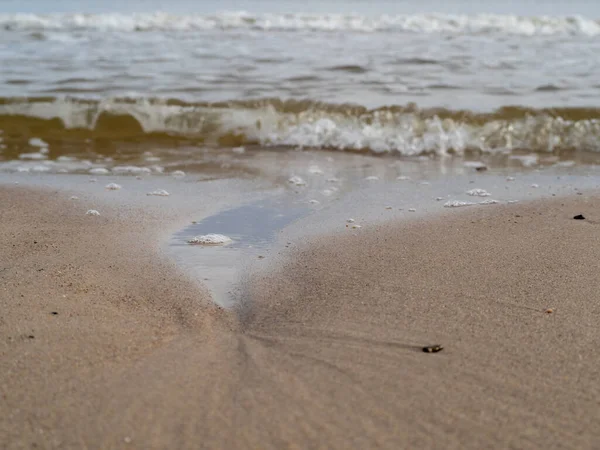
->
xmin=2 ymin=186 xmax=600 ymax=449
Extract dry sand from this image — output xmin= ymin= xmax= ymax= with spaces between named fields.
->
xmin=2 ymin=186 xmax=600 ymax=449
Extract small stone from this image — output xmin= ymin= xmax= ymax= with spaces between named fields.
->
xmin=28 ymin=335 xmax=35 ymax=339
xmin=545 ymin=308 xmax=554 ymax=314
xmin=422 ymin=345 xmax=443 ymax=353
xmin=475 ymin=166 xmax=488 ymax=172
xmin=50 ymin=312 xmax=58 ymax=316
xmin=573 ymin=214 xmax=585 ymax=220
xmin=385 ymin=206 xmax=393 ymax=210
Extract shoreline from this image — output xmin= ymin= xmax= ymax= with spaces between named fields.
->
xmin=2 ymin=183 xmax=600 ymax=448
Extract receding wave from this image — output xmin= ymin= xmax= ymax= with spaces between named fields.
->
xmin=1 ymin=12 xmax=600 ymax=35
xmin=1 ymin=96 xmax=600 ymax=156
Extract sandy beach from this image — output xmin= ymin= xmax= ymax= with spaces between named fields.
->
xmin=2 ymin=185 xmax=600 ymax=449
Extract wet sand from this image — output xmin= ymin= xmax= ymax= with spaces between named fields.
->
xmin=2 ymin=186 xmax=600 ymax=449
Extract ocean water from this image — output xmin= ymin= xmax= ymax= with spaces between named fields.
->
xmin=1 ymin=0 xmax=600 ymax=165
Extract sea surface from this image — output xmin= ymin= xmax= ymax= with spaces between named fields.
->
xmin=1 ymin=0 xmax=600 ymax=169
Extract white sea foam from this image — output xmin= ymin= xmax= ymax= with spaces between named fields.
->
xmin=479 ymin=199 xmax=500 ymax=205
xmin=113 ymin=165 xmax=152 ymax=174
xmin=171 ymin=170 xmax=186 ymax=178
xmin=105 ymin=183 xmax=122 ymax=190
xmin=466 ymin=188 xmax=491 ymax=197
xmin=89 ymin=167 xmax=109 ymax=175
xmin=288 ymin=175 xmax=306 ymax=186
xmin=1 ymin=12 xmax=599 ymax=36
xmin=3 ymin=98 xmax=600 ymax=156
xmin=444 ymin=200 xmax=476 ymax=208
xmin=147 ymin=189 xmax=170 ymax=196
xmin=86 ymin=209 xmax=100 ymax=216
xmin=187 ymin=234 xmax=232 ymax=245
xmin=28 ymin=137 xmax=48 ymax=148
xmin=308 ymin=165 xmax=324 ymax=175
xmin=19 ymin=152 xmax=46 ymax=160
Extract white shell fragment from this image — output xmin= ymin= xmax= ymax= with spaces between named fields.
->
xmin=86 ymin=209 xmax=100 ymax=216
xmin=105 ymin=183 xmax=122 ymax=190
xmin=147 ymin=189 xmax=170 ymax=196
xmin=466 ymin=188 xmax=491 ymax=197
xmin=187 ymin=234 xmax=232 ymax=245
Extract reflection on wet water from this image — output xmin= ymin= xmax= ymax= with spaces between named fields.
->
xmin=170 ymin=198 xmax=309 ymax=307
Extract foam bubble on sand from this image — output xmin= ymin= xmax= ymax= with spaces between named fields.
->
xmin=31 ymin=165 xmax=50 ymax=172
xmin=322 ymin=189 xmax=334 ymax=196
xmin=112 ymin=166 xmax=152 ymax=174
xmin=444 ymin=200 xmax=476 ymax=208
xmin=309 ymin=199 xmax=320 ymax=204
xmin=86 ymin=209 xmax=100 ymax=216
xmin=479 ymin=199 xmax=500 ymax=205
xmin=435 ymin=197 xmax=444 ymax=201
xmin=506 ymin=176 xmax=516 ymax=181
xmin=145 ymin=156 xmax=161 ymax=162
xmin=105 ymin=183 xmax=122 ymax=190
xmin=420 ymin=181 xmax=431 ymax=186
xmin=147 ymin=189 xmax=170 ymax=196
xmin=29 ymin=137 xmax=48 ymax=148
xmin=89 ymin=167 xmax=109 ymax=175
xmin=466 ymin=188 xmax=491 ymax=197
xmin=365 ymin=176 xmax=379 ymax=181
xmin=531 ymin=184 xmax=540 ymax=188
xmin=346 ymin=218 xmax=355 ymax=223
xmin=187 ymin=234 xmax=232 ymax=245
xmin=232 ymin=146 xmax=245 ymax=154
xmin=288 ymin=176 xmax=306 ymax=186
xmin=171 ymin=170 xmax=186 ymax=178
xmin=308 ymin=165 xmax=324 ymax=175
xmin=507 ymin=200 xmax=519 ymax=204
xmin=70 ymin=196 xmax=78 ymax=200
xmin=57 ymin=156 xmax=76 ymax=162
xmin=326 ymin=177 xmax=340 ymax=183
xmin=408 ymin=208 xmax=416 ymax=212
xmin=397 ymin=176 xmax=411 ymax=181
xmin=19 ymin=152 xmax=46 ymax=160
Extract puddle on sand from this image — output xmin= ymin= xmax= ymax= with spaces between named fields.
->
xmin=170 ymin=198 xmax=309 ymax=307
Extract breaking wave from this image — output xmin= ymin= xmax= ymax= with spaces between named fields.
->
xmin=1 ymin=96 xmax=600 ymax=156
xmin=1 ymin=12 xmax=600 ymax=36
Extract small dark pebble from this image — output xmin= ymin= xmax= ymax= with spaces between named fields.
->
xmin=28 ymin=335 xmax=35 ymax=339
xmin=50 ymin=311 xmax=58 ymax=315
xmin=573 ymin=214 xmax=585 ymax=220
xmin=475 ymin=166 xmax=488 ymax=172
xmin=422 ymin=345 xmax=443 ymax=353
